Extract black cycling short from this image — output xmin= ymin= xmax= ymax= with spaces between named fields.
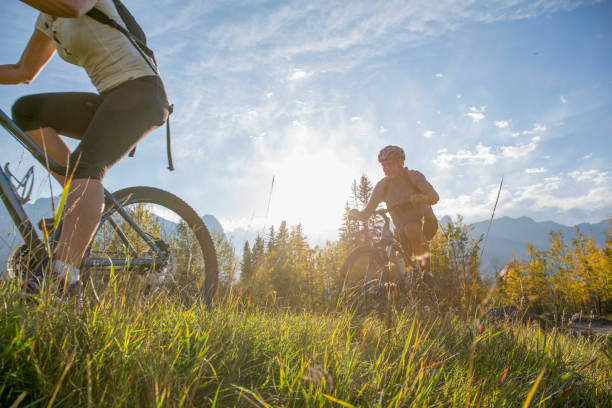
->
xmin=11 ymin=75 xmax=169 ymax=180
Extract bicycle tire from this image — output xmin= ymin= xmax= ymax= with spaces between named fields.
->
xmin=84 ymin=186 xmax=218 ymax=304
xmin=339 ymin=246 xmax=387 ymax=310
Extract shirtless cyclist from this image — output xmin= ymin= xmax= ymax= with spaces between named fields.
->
xmin=349 ymin=145 xmax=439 ymax=273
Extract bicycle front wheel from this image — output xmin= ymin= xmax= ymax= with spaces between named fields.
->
xmin=339 ymin=246 xmax=388 ymax=310
xmin=84 ymin=186 xmax=218 ymax=304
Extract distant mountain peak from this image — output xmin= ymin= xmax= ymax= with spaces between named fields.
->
xmin=201 ymin=214 xmax=225 ymax=237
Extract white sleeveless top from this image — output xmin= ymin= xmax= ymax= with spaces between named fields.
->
xmin=35 ymin=0 xmax=156 ymax=93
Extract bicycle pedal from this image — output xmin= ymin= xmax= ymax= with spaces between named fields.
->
xmin=38 ymin=217 xmax=56 ymax=232
xmin=4 ymin=163 xmax=35 ymax=204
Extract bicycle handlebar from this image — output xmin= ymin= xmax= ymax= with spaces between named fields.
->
xmin=0 ymin=108 xmax=66 ymax=175
xmin=372 ymin=202 xmax=414 ymax=217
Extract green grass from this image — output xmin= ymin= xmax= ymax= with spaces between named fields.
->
xmin=0 ymin=277 xmax=610 ymax=407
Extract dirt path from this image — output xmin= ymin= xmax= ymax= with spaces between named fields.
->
xmin=568 ymin=319 xmax=612 ymax=337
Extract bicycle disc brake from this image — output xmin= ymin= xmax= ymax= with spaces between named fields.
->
xmin=139 ymin=238 xmax=174 ymax=285
xmin=4 ymin=163 xmax=34 ymax=204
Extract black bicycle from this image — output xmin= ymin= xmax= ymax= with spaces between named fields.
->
xmin=0 ymin=108 xmax=218 ymax=304
xmin=339 ymin=207 xmax=435 ymax=312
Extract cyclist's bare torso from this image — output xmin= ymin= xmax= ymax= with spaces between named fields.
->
xmin=364 ymin=168 xmax=438 ymax=228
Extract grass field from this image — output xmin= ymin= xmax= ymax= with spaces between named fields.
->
xmin=0 ymin=276 xmax=610 ymax=407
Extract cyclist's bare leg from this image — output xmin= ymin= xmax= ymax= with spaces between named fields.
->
xmin=400 ymin=222 xmax=429 ymax=271
xmin=25 ymin=127 xmax=69 ymax=184
xmin=54 ymin=178 xmax=104 ymax=282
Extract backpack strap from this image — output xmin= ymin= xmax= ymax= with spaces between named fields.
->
xmin=86 ymin=7 xmax=157 ymax=74
xmin=86 ymin=5 xmax=176 ymax=171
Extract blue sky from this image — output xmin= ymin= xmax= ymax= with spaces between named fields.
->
xmin=1 ymin=0 xmax=611 ymax=244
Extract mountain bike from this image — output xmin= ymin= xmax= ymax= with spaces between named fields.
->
xmin=339 ymin=207 xmax=436 ymax=313
xmin=0 ymin=108 xmax=218 ymax=304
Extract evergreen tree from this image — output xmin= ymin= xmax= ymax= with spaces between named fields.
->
xmin=356 ymin=174 xmax=373 ymax=208
xmin=339 ymin=201 xmax=359 ymax=246
xmin=240 ymin=241 xmax=254 ymax=284
xmin=266 ymin=225 xmax=276 ymax=253
xmin=212 ymin=232 xmax=237 ymax=296
xmin=252 ymin=235 xmax=265 ymax=265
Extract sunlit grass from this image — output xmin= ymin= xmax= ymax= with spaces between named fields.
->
xmin=0 ymin=275 xmax=610 ymax=407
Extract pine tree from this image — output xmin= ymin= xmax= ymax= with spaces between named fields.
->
xmin=212 ymin=232 xmax=237 ymax=296
xmin=266 ymin=225 xmax=276 ymax=253
xmin=339 ymin=201 xmax=359 ymax=246
xmin=252 ymin=235 xmax=264 ymax=265
xmin=356 ymin=174 xmax=373 ymax=208
xmin=240 ymin=241 xmax=254 ymax=284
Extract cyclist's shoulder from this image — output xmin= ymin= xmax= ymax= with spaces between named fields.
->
xmin=403 ymin=168 xmax=432 ymax=185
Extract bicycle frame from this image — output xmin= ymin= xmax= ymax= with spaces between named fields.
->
xmin=0 ymin=108 xmax=162 ymax=270
xmin=360 ymin=208 xmax=418 ymax=286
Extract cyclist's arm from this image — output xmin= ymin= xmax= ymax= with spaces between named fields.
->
xmin=408 ymin=170 xmax=439 ymax=205
xmin=19 ymin=0 xmax=97 ymax=17
xmin=0 ymin=29 xmax=55 ymax=85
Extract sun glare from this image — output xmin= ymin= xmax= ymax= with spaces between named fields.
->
xmin=263 ymin=146 xmax=364 ymax=235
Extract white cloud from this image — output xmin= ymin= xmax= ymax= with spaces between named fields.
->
xmin=509 ymin=183 xmax=612 ymax=213
xmin=435 ymin=185 xmax=509 ymax=221
xmin=351 ymin=116 xmax=362 ymax=121
xmin=525 ymin=167 xmax=547 ymax=174
xmin=494 ymin=120 xmax=510 ymax=128
xmin=501 ymin=142 xmax=537 ymax=158
xmin=465 ymin=106 xmax=486 ymax=123
xmin=433 ymin=139 xmax=538 ymax=168
xmin=568 ymin=170 xmax=610 ymax=184
xmin=288 ymin=70 xmax=308 ymax=80
xmin=560 ymin=95 xmax=567 ymax=103
xmin=522 ymin=123 xmax=546 ymax=135
xmin=511 ymin=132 xmax=521 ymax=137
xmin=435 ymin=73 xmax=444 ymax=78
xmin=438 ymin=172 xmax=612 ymax=224
xmin=423 ymin=130 xmax=435 ymax=138
xmin=456 ymin=94 xmax=462 ymax=99
xmin=433 ymin=144 xmax=497 ymax=168
xmin=379 ymin=125 xmax=388 ymax=133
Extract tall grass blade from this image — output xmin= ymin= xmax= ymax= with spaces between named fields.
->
xmin=9 ymin=392 xmax=27 ymax=408
xmin=53 ymin=176 xmax=72 ymax=231
xmin=522 ymin=367 xmax=546 ymax=408
xmin=322 ymin=393 xmax=357 ymax=408
xmin=46 ymin=348 xmax=76 ymax=408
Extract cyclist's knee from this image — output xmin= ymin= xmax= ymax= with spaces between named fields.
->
xmin=68 ymin=153 xmax=106 ymax=180
xmin=400 ymin=223 xmax=427 ymax=256
xmin=11 ymin=95 xmax=39 ymax=131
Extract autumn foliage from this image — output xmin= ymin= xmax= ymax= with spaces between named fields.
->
xmin=493 ymin=223 xmax=612 ymax=315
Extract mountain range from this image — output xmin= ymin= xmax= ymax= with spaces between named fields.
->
xmin=453 ymin=216 xmax=608 ymax=277
xmin=0 ymin=196 xmax=608 ymax=278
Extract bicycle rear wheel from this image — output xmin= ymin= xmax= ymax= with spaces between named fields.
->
xmin=84 ymin=186 xmax=218 ymax=305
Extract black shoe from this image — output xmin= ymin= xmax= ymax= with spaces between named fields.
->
xmin=23 ymin=257 xmax=51 ymax=293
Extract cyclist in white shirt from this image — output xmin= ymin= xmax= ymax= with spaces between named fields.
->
xmin=0 ymin=0 xmax=170 ymax=293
